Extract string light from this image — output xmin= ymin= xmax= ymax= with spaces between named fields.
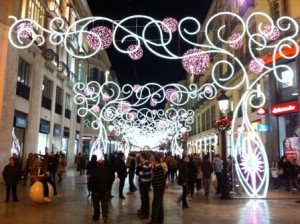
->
xmin=182 ymin=48 xmax=210 ymax=75
xmin=87 ymin=26 xmax=113 ymax=50
xmin=128 ymin=44 xmax=143 ymax=60
xmin=162 ymin=17 xmax=178 ymax=33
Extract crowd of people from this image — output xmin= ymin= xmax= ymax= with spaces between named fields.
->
xmin=2 ymin=151 xmax=66 ymax=203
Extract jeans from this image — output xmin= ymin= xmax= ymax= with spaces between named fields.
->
xmin=140 ymin=181 xmax=151 ymax=216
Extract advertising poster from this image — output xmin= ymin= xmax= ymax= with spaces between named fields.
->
xmin=283 ymin=137 xmax=300 ymax=165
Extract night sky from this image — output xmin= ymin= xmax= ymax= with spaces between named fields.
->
xmin=87 ymin=0 xmax=213 ymax=86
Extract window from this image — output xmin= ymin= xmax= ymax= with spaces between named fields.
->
xmin=42 ymin=77 xmax=52 ymax=98
xmin=211 ymin=105 xmax=216 ymax=128
xmin=65 ymin=93 xmax=71 ymax=110
xmin=206 ymin=109 xmax=211 ymax=130
xmin=88 ymin=68 xmax=103 ymax=83
xmin=56 ymin=87 xmax=62 ymax=105
xmin=27 ymin=0 xmax=45 ymax=35
xmin=18 ymin=58 xmax=30 ymax=86
xmin=270 ymin=0 xmax=288 ymax=21
xmin=201 ymin=113 xmax=206 ymax=132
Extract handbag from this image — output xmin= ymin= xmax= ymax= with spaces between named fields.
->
xmin=276 ymin=168 xmax=283 ymax=175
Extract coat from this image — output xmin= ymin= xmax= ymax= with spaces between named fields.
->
xmin=2 ymin=164 xmax=20 ymax=185
xmin=89 ymin=164 xmax=113 ymax=196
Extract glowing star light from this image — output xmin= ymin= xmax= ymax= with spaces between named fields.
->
xmin=228 ymin=33 xmax=243 ymax=49
xmin=128 ymin=44 xmax=143 ymax=60
xmin=162 ymin=17 xmax=178 ymax=33
xmin=16 ymin=22 xmax=34 ymax=38
xmin=248 ymin=59 xmax=265 ymax=74
xmin=263 ymin=25 xmax=280 ymax=41
xmin=87 ymin=26 xmax=113 ymax=50
xmin=182 ymin=48 xmax=210 ymax=75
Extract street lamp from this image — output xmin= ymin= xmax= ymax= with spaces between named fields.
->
xmin=107 ymin=123 xmax=114 ymax=157
xmin=217 ymin=91 xmax=231 ymax=199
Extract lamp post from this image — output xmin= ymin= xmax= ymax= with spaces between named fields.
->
xmin=217 ymin=91 xmax=231 ymax=199
xmin=107 ymin=124 xmax=114 ymax=157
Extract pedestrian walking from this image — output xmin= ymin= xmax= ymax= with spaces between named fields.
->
xmin=2 ymin=157 xmax=20 ymax=202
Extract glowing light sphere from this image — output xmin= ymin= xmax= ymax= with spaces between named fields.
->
xmin=204 ymin=86 xmax=213 ymax=95
xmin=118 ymin=101 xmax=131 ymax=112
xmin=87 ymin=26 xmax=113 ymax=50
xmin=133 ymin=84 xmax=142 ymax=92
xmin=102 ymin=92 xmax=110 ymax=102
xmin=263 ymin=25 xmax=280 ymax=41
xmin=16 ymin=22 xmax=34 ymax=38
xmin=228 ymin=33 xmax=243 ymax=49
xmin=91 ymin=105 xmax=100 ymax=113
xmin=150 ymin=98 xmax=158 ymax=107
xmin=129 ymin=112 xmax=137 ymax=120
xmin=128 ymin=44 xmax=143 ymax=60
xmin=84 ymin=87 xmax=93 ymax=96
xmin=165 ymin=88 xmax=179 ymax=102
xmin=162 ymin=17 xmax=178 ymax=33
xmin=152 ymin=110 xmax=158 ymax=115
xmin=248 ymin=59 xmax=265 ymax=74
xmin=182 ymin=48 xmax=210 ymax=75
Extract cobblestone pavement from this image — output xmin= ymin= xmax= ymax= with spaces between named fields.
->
xmin=0 ymin=168 xmax=299 ymax=224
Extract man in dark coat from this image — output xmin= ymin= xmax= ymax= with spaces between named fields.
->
xmin=89 ymin=160 xmax=113 ymax=223
xmin=177 ymin=155 xmax=190 ymax=208
xmin=2 ymin=157 xmax=20 ymax=202
xmin=147 ymin=156 xmax=166 ymax=224
xmin=117 ymin=153 xmax=127 ymax=199
xmin=201 ymin=155 xmax=213 ymax=196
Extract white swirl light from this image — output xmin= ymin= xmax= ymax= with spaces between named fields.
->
xmin=228 ymin=33 xmax=243 ymax=49
xmin=248 ymin=59 xmax=265 ymax=74
xmin=128 ymin=44 xmax=143 ymax=60
xmin=182 ymin=48 xmax=210 ymax=74
xmin=162 ymin=17 xmax=178 ymax=33
xmin=87 ymin=26 xmax=113 ymax=50
xmin=263 ymin=25 xmax=280 ymax=41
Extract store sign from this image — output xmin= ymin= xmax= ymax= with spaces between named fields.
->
xmin=270 ymin=101 xmax=298 ymax=116
xmin=257 ymin=107 xmax=267 ymax=115
xmin=40 ymin=123 xmax=49 ymax=133
xmin=15 ymin=116 xmax=27 ymax=128
xmin=257 ymin=124 xmax=269 ymax=132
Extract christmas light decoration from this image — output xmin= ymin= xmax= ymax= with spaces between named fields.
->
xmin=128 ymin=44 xmax=143 ymax=60
xmin=165 ymin=88 xmax=179 ymax=102
xmin=16 ymin=22 xmax=33 ymax=38
xmin=150 ymin=98 xmax=158 ymax=107
xmin=133 ymin=84 xmax=142 ymax=92
xmin=263 ymin=25 xmax=280 ymax=41
xmin=162 ymin=17 xmax=178 ymax=33
xmin=102 ymin=92 xmax=110 ymax=102
xmin=182 ymin=48 xmax=210 ymax=74
xmin=87 ymin=26 xmax=113 ymax=50
xmin=91 ymin=105 xmax=100 ymax=113
xmin=228 ymin=33 xmax=243 ymax=49
xmin=248 ymin=59 xmax=265 ymax=74
xmin=9 ymin=11 xmax=300 ymax=198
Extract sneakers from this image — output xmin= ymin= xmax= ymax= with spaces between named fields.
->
xmin=44 ymin=197 xmax=52 ymax=202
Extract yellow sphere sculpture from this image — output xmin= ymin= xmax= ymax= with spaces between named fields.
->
xmin=29 ymin=181 xmax=54 ymax=203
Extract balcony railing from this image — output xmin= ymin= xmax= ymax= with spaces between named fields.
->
xmin=16 ymin=82 xmax=30 ymax=100
xmin=41 ymin=96 xmax=52 ymax=110
xmin=55 ymin=103 xmax=62 ymax=115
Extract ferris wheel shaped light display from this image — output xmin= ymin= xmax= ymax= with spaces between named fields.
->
xmin=8 ymin=11 xmax=300 ymax=198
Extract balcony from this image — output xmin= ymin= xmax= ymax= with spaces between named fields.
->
xmin=65 ymin=109 xmax=71 ymax=119
xmin=45 ymin=49 xmax=59 ymax=66
xmin=16 ymin=82 xmax=30 ymax=100
xmin=55 ymin=103 xmax=62 ymax=115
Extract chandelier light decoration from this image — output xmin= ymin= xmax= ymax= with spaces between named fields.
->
xmin=8 ymin=12 xmax=300 ymax=199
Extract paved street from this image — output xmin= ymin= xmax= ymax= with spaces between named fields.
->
xmin=0 ymin=168 xmax=299 ymax=224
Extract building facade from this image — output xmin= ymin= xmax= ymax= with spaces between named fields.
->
xmin=0 ymin=0 xmax=112 ymax=170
